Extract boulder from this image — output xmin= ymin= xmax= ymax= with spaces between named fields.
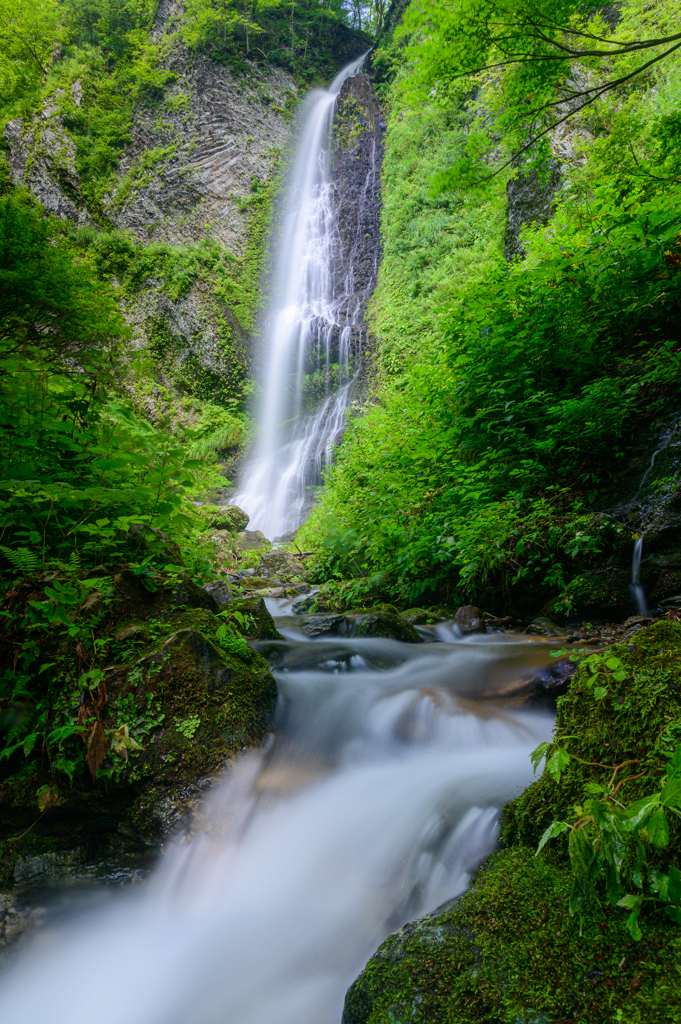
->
xmin=401 ymin=607 xmax=448 ymax=626
xmin=202 ymin=580 xmax=233 ymax=607
xmin=299 ymin=613 xmax=349 ymax=639
xmin=255 ymin=548 xmax=306 ymax=583
xmin=351 ymin=612 xmax=422 ymax=643
xmin=525 ymin=616 xmax=565 ymax=637
xmin=235 ymin=530 xmax=270 ymax=552
xmin=226 ymin=596 xmax=283 ymax=640
xmin=112 ymin=569 xmax=218 ymax=621
xmin=454 ymin=605 xmax=487 ymax=634
xmin=196 ymin=503 xmax=249 ymax=533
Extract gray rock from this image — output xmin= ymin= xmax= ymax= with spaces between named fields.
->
xmin=525 ymin=616 xmax=566 ymax=637
xmin=203 ymin=580 xmax=234 ymax=607
xmin=299 ymin=613 xmax=350 ymax=639
xmin=454 ymin=605 xmax=487 ymax=634
xmin=505 ymin=160 xmax=561 ymax=261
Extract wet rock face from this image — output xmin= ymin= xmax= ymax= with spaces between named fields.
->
xmin=505 ymin=160 xmax=561 ymax=260
xmin=328 ymin=70 xmax=384 ymax=370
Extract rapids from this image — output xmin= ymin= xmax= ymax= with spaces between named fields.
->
xmin=0 ymin=614 xmax=555 ymax=1024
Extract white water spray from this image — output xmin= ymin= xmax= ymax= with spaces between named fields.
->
xmin=0 ymin=629 xmax=554 ymax=1024
xmin=631 ymin=535 xmax=648 ymax=616
xmin=232 ymin=54 xmax=376 ymax=539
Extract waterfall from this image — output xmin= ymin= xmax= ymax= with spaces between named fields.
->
xmin=232 ymin=53 xmax=376 ymax=540
xmin=631 ymin=535 xmax=648 ymax=616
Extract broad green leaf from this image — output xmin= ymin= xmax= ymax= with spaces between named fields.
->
xmin=647 ymin=808 xmax=669 ymax=849
xmin=536 ymin=820 xmax=569 ymax=855
xmin=530 ymin=741 xmax=551 ymax=774
xmin=661 ymin=778 xmax=681 ymax=808
xmin=546 ymin=748 xmax=570 ymax=783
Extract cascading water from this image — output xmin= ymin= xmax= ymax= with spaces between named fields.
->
xmin=0 ymin=619 xmax=555 ymax=1024
xmin=631 ymin=534 xmax=649 ymax=616
xmin=232 ymin=54 xmax=378 ymax=540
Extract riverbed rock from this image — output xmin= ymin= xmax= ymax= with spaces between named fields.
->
xmin=255 ymin=548 xmax=307 ymax=583
xmin=524 ymin=615 xmax=565 ymax=636
xmin=226 ymin=596 xmax=283 ymax=640
xmin=528 ymin=656 xmax=578 ymax=699
xmin=299 ymin=613 xmax=349 ymax=639
xmin=454 ymin=604 xmax=487 ymax=634
xmin=351 ymin=612 xmax=421 ymax=643
xmin=203 ymin=580 xmax=234 ymax=607
xmin=401 ymin=607 xmax=448 ymax=626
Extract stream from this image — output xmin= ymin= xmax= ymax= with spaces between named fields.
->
xmin=0 ymin=609 xmax=556 ymax=1024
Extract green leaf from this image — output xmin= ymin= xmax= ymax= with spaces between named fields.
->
xmin=617 ymin=893 xmax=642 ymax=911
xmin=661 ymin=778 xmax=681 ymax=808
xmin=546 ymin=748 xmax=570 ymax=783
xmin=530 ymin=741 xmax=551 ymax=774
xmin=536 ymin=820 xmax=569 ymax=855
xmin=593 ymin=686 xmax=607 ymax=700
xmin=647 ymin=808 xmax=669 ymax=849
xmin=625 ymin=907 xmax=643 ymax=941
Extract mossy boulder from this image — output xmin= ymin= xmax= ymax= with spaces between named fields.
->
xmin=227 ymin=596 xmax=283 ymax=640
xmin=343 ymin=848 xmax=681 ymax=1024
xmin=110 ymin=568 xmax=218 ymax=622
xmin=541 ymin=569 xmax=631 ymax=622
xmin=255 ymin=548 xmax=306 ymax=583
xmin=196 ymin=503 xmax=249 ymax=532
xmin=351 ymin=612 xmax=421 ymax=643
xmin=401 ymin=607 xmax=448 ymax=626
xmin=502 ymin=619 xmax=681 ymax=857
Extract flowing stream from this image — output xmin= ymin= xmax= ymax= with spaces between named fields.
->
xmin=0 ymin=615 xmax=555 ymax=1024
xmin=233 ymin=54 xmax=376 ymax=540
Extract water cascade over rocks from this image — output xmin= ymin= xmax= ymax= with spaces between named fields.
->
xmin=232 ymin=54 xmax=382 ymax=539
xmin=0 ymin=609 xmax=555 ymax=1024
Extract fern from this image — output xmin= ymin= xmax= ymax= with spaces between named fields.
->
xmin=0 ymin=546 xmax=41 ymax=574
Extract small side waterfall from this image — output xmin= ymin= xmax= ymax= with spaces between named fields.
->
xmin=233 ymin=54 xmax=379 ymax=539
xmin=631 ymin=535 xmax=648 ymax=616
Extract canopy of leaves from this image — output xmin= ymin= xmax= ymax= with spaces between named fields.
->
xmin=399 ymin=0 xmax=681 ymax=189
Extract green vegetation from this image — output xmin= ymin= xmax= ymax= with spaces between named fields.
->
xmin=301 ymin=0 xmax=681 ymax=617
xmin=182 ymin=0 xmax=372 ymax=82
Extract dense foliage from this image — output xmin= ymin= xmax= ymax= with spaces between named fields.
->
xmin=301 ymin=0 xmax=681 ymax=613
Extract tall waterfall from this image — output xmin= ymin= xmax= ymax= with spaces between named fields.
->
xmin=232 ymin=53 xmax=377 ymax=539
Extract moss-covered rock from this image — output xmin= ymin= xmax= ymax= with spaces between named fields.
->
xmin=351 ymin=612 xmax=422 ymax=643
xmin=111 ymin=568 xmax=218 ymax=622
xmin=226 ymin=596 xmax=283 ymax=640
xmin=502 ymin=619 xmax=681 ymax=857
xmin=541 ymin=569 xmax=632 ymax=622
xmin=401 ymin=607 xmax=448 ymax=626
xmin=343 ymin=848 xmax=681 ymax=1024
xmin=196 ymin=503 xmax=249 ymax=532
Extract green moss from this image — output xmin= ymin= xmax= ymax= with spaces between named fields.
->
xmin=344 ymin=847 xmax=681 ymax=1024
xmin=227 ymin=596 xmax=283 ymax=640
xmin=502 ymin=620 xmax=681 ymax=858
xmin=196 ymin=503 xmax=249 ymax=532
